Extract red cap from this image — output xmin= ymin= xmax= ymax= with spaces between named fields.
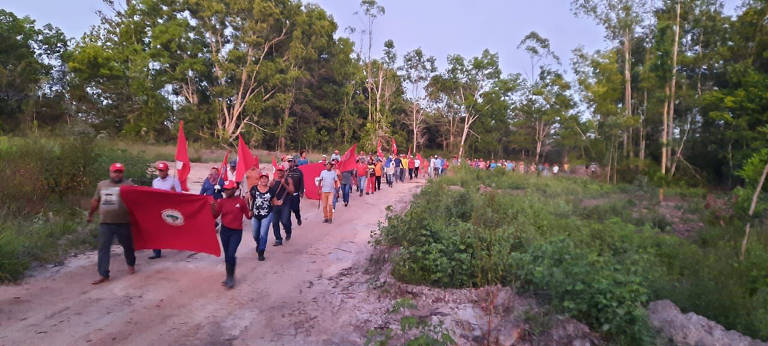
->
xmin=156 ymin=162 xmax=169 ymax=171
xmin=276 ymin=166 xmax=285 ymax=171
xmin=222 ymin=180 xmax=237 ymax=190
xmin=259 ymin=170 xmax=270 ymax=178
xmin=110 ymin=163 xmax=125 ymax=172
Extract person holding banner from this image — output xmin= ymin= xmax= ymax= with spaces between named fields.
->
xmin=248 ymin=170 xmax=276 ymax=261
xmin=148 ymin=161 xmax=182 ymax=260
xmin=271 ymin=167 xmax=294 ymax=246
xmin=212 ymin=180 xmax=252 ymax=289
xmin=200 ymin=167 xmax=224 ymax=200
xmin=87 ymin=163 xmax=136 ymax=285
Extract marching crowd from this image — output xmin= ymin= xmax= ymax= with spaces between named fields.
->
xmin=87 ymin=150 xmax=447 ymax=289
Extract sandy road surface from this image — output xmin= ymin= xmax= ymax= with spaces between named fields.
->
xmin=0 ymin=163 xmax=424 ymax=345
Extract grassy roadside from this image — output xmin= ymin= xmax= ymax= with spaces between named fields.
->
xmin=0 ymin=136 xmax=154 ymax=282
xmin=376 ymin=166 xmax=768 ymax=343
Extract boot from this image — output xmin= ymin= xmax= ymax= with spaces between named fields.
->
xmin=224 ymin=262 xmax=235 ymax=289
xmin=257 ymin=250 xmax=265 ymax=261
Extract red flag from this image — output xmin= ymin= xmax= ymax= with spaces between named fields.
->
xmin=391 ymin=138 xmax=397 ymax=156
xmin=235 ymin=134 xmax=258 ymax=182
xmin=219 ymin=151 xmax=230 ymax=181
xmin=298 ymin=163 xmax=325 ymax=200
xmin=272 ymin=156 xmax=278 ymax=169
xmin=120 ymin=186 xmax=221 ymax=256
xmin=377 ymin=139 xmax=384 ymax=159
xmin=338 ymin=143 xmax=357 ymax=172
xmin=417 ymin=153 xmax=424 ymax=166
xmin=175 ymin=121 xmax=191 ymax=192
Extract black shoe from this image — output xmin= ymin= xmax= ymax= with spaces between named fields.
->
xmin=273 ymin=241 xmax=283 ymax=246
xmin=297 ymin=218 xmax=302 ymax=226
xmin=344 ymin=202 xmax=348 ymax=207
xmin=328 ymin=219 xmax=333 ymax=224
xmin=365 ymin=192 xmax=369 ymax=195
xmin=286 ymin=234 xmax=291 ymax=241
xmin=257 ymin=251 xmax=265 ymax=261
xmin=148 ymin=255 xmax=162 ymax=260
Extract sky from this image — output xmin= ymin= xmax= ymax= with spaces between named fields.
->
xmin=3 ymin=0 xmax=743 ymax=79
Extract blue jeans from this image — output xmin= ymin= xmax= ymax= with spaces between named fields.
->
xmin=333 ymin=187 xmax=340 ymax=209
xmin=357 ymin=176 xmax=367 ymax=194
xmin=252 ymin=213 xmax=273 ymax=252
xmin=272 ymin=205 xmax=291 ymax=242
xmin=220 ymin=226 xmax=242 ymax=266
xmin=340 ymin=183 xmax=351 ymax=204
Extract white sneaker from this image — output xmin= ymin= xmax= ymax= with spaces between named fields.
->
xmin=333 ymin=209 xmax=336 ymax=213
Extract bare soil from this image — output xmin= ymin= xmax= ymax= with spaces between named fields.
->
xmin=0 ymin=163 xmax=423 ymax=345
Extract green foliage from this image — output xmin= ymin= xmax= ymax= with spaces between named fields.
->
xmin=379 ymin=167 xmax=768 ymax=341
xmin=365 ymin=299 xmax=456 ymax=346
xmin=0 ymin=136 xmax=153 ymax=282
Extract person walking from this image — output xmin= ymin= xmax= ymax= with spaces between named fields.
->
xmin=213 ymin=180 xmax=252 ymax=289
xmin=249 ymin=170 xmax=277 ymax=261
xmin=355 ymin=158 xmax=368 ymax=197
xmin=297 ymin=150 xmax=309 ymax=166
xmin=374 ymin=158 xmax=383 ymax=191
xmin=285 ymin=158 xmax=304 ymax=226
xmin=149 ymin=161 xmax=182 ymax=260
xmin=393 ymin=155 xmax=403 ymax=183
xmin=88 ymin=163 xmax=136 ymax=285
xmin=271 ymin=167 xmax=293 ymax=246
xmin=385 ymin=158 xmax=395 ymax=188
xmin=340 ymin=166 xmax=353 ymax=207
xmin=366 ymin=158 xmax=376 ymax=195
xmin=414 ymin=156 xmax=421 ymax=178
xmin=331 ymin=159 xmax=342 ymax=211
xmin=407 ymin=156 xmax=415 ymax=180
xmin=318 ymin=161 xmax=338 ymax=223
xmin=200 ymin=166 xmax=224 ymax=200
xmin=330 ymin=149 xmax=341 ymax=162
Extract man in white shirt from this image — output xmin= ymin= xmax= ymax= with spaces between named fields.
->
xmin=149 ymin=161 xmax=182 ymax=259
xmin=317 ymin=161 xmax=339 ymax=224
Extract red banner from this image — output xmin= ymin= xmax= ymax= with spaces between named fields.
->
xmin=175 ymin=121 xmax=191 ymax=192
xmin=391 ymin=138 xmax=397 ymax=156
xmin=235 ymin=134 xmax=258 ymax=183
xmin=338 ymin=143 xmax=357 ymax=172
xmin=219 ymin=151 xmax=230 ymax=181
xmin=120 ymin=186 xmax=221 ymax=257
xmin=377 ymin=139 xmax=384 ymax=159
xmin=298 ymin=163 xmax=325 ymax=200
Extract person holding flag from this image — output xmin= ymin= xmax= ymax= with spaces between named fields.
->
xmin=271 ymin=167 xmax=294 ymax=246
xmin=148 ymin=161 xmax=182 ymax=260
xmin=200 ymin=167 xmax=224 ymax=200
xmin=212 ymin=180 xmax=252 ymax=289
xmin=87 ymin=163 xmax=136 ymax=285
xmin=285 ymin=158 xmax=304 ymax=226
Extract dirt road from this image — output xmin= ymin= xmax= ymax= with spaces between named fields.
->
xmin=0 ymin=163 xmax=424 ymax=345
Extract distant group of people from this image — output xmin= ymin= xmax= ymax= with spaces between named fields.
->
xmin=87 ymin=149 xmax=448 ymax=289
xmin=467 ymin=158 xmax=569 ymax=176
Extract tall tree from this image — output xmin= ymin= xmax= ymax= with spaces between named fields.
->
xmin=402 ymin=48 xmax=437 ymax=153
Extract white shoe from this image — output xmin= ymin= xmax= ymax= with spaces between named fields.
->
xmin=333 ymin=209 xmax=336 ymax=213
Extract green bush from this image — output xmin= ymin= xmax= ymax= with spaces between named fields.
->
xmin=0 ymin=136 xmax=153 ymax=282
xmin=378 ymin=167 xmax=768 ymax=342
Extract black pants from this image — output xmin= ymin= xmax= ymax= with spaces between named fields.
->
xmin=375 ymin=176 xmax=382 ymax=191
xmin=288 ymin=194 xmax=301 ymax=223
xmin=219 ymin=226 xmax=242 ymax=266
xmin=408 ymin=168 xmax=414 ymax=180
xmin=415 ymin=167 xmax=420 ymax=178
xmin=272 ymin=205 xmax=291 ymax=241
xmin=97 ymin=223 xmax=135 ymax=278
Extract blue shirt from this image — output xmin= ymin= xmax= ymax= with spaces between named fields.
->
xmin=297 ymin=158 xmax=309 ymax=166
xmin=200 ymin=178 xmax=225 ymax=200
xmin=490 ymin=163 xmax=497 ymax=169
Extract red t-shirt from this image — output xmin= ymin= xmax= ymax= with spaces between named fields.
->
xmin=356 ymin=163 xmax=368 ymax=177
xmin=214 ymin=196 xmax=251 ymax=230
xmin=408 ymin=160 xmax=415 ymax=169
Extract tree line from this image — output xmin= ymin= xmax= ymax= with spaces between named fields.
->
xmin=1 ymin=0 xmax=766 ymax=186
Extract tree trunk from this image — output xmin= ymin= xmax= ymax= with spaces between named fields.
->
xmin=740 ymin=161 xmax=768 ymax=260
xmin=640 ymin=89 xmax=647 ymax=165
xmin=661 ymin=84 xmax=670 ymax=176
xmin=667 ymin=0 xmax=681 ymax=173
xmin=412 ymin=103 xmax=418 ymax=153
xmin=624 ymin=28 xmax=632 ymax=151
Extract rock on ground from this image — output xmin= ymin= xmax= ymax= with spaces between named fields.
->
xmin=649 ymin=300 xmax=767 ymax=346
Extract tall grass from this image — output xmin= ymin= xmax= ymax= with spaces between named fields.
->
xmin=377 ymin=166 xmax=768 ymax=343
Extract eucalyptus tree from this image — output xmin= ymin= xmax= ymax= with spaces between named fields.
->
xmin=402 ymin=48 xmax=437 ymax=153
